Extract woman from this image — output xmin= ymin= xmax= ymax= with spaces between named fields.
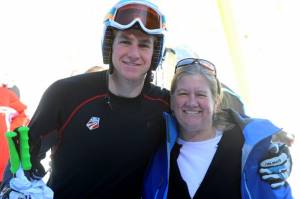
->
xmin=143 ymin=58 xmax=293 ymax=198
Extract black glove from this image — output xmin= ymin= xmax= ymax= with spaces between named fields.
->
xmin=259 ymin=143 xmax=292 ymax=188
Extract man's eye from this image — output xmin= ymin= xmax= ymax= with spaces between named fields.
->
xmin=120 ymin=40 xmax=130 ymax=44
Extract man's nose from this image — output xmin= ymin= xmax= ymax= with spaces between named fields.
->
xmin=127 ymin=44 xmax=140 ymax=60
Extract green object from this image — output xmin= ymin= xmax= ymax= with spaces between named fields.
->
xmin=18 ymin=126 xmax=32 ymax=171
xmin=5 ymin=131 xmax=20 ymax=174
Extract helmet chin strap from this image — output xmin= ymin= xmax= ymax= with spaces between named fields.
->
xmin=109 ymin=62 xmax=114 ymax=74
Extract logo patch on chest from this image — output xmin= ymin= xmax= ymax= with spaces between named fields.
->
xmin=86 ymin=116 xmax=100 ymax=130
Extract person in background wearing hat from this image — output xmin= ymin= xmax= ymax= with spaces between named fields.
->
xmin=0 ymin=81 xmax=29 ymax=184
xmin=0 ymin=0 xmax=293 ymax=198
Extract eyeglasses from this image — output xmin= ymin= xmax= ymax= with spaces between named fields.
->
xmin=105 ymin=2 xmax=166 ymax=35
xmin=175 ymin=58 xmax=217 ymax=76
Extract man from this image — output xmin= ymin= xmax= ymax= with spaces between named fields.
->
xmin=4 ymin=1 xmax=169 ymax=198
xmin=1 ymin=0 xmax=292 ymax=198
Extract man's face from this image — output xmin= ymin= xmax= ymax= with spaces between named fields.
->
xmin=112 ymin=29 xmax=154 ymax=81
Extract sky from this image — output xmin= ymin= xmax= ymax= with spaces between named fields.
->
xmin=1 ymin=0 xmax=299 ymax=196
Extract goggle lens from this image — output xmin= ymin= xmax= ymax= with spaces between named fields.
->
xmin=114 ymin=4 xmax=162 ymax=30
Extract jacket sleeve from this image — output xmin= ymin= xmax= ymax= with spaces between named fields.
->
xmin=241 ymin=118 xmax=294 ymax=199
xmin=142 ymin=143 xmax=168 ymax=199
xmin=242 ymin=136 xmax=293 ymax=199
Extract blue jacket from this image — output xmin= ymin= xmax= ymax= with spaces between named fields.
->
xmin=143 ymin=110 xmax=293 ymax=199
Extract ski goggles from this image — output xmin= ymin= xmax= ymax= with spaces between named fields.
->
xmin=105 ymin=1 xmax=166 ymax=35
xmin=175 ymin=58 xmax=217 ymax=76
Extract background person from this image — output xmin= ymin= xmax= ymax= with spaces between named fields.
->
xmin=0 ymin=82 xmax=29 ymax=183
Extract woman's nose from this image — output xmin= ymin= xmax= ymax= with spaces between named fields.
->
xmin=187 ymin=94 xmax=198 ymax=107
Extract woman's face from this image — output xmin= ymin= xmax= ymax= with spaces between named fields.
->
xmin=171 ymin=74 xmax=216 ymax=137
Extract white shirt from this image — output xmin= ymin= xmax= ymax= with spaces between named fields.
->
xmin=177 ymin=130 xmax=222 ymax=198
